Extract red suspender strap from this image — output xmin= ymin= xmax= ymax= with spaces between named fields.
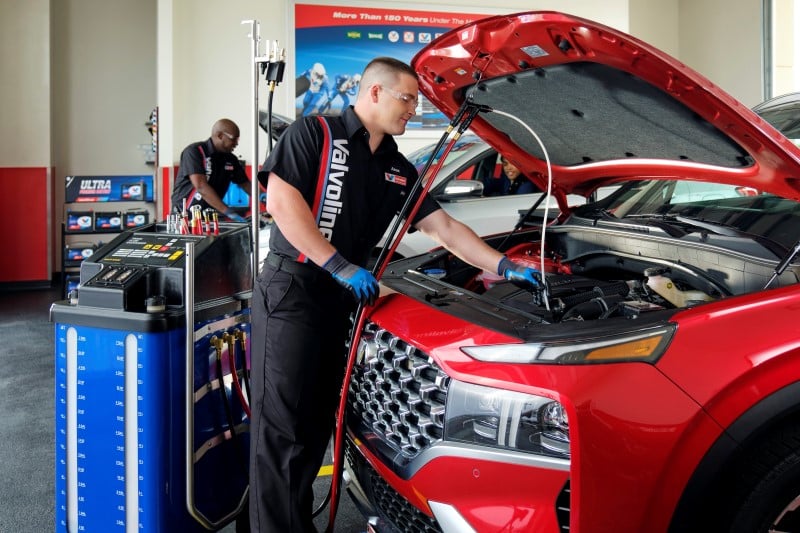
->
xmin=297 ymin=116 xmax=333 ymax=263
xmin=181 ymin=145 xmax=207 ymax=211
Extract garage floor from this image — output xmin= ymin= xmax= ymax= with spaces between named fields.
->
xmin=0 ymin=285 xmax=364 ymax=532
xmin=0 ymin=286 xmax=57 ymax=533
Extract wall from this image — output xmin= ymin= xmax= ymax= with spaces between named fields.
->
xmin=0 ymin=0 xmax=52 ymax=284
xmin=0 ymin=0 xmax=51 ymax=166
xmin=629 ymin=0 xmax=680 ymax=57
xmin=159 ymin=0 xmax=765 ymax=161
xmin=158 ymin=0 xmax=286 ymax=216
xmin=51 ymin=0 xmax=157 ymax=180
xmin=678 ymin=0 xmax=764 ymax=106
xmin=772 ymin=0 xmax=796 ymax=95
xmin=46 ymin=0 xmax=157 ymax=283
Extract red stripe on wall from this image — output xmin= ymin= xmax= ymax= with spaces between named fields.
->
xmin=160 ymin=166 xmax=177 ymax=220
xmin=0 ymin=167 xmax=51 ymax=283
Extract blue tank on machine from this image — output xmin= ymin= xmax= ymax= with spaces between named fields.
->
xmin=51 ymin=221 xmax=253 ymax=532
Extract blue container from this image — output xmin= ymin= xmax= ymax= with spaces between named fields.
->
xmin=52 ymin=223 xmax=253 ymax=532
xmin=52 ymin=306 xmax=251 ymax=532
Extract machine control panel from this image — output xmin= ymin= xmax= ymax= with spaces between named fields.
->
xmin=76 ymin=223 xmax=252 ymax=312
xmin=97 ymin=234 xmax=193 ymax=267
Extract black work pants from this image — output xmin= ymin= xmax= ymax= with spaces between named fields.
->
xmin=248 ymin=258 xmax=354 ymax=532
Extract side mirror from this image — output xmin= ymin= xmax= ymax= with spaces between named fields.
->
xmin=438 ymin=179 xmax=484 ymax=200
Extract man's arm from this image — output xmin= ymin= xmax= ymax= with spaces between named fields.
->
xmin=414 ymin=209 xmax=541 ymax=289
xmin=188 ymin=173 xmax=245 ymax=220
xmin=266 ymin=172 xmax=378 ymax=304
xmin=265 ymin=173 xmax=336 ymax=265
xmin=414 ymin=209 xmax=504 ymax=273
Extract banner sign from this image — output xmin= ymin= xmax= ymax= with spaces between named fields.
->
xmin=294 ymin=3 xmax=490 ymax=127
xmin=65 ymin=175 xmax=154 ymax=203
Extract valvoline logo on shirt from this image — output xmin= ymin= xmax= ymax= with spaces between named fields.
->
xmin=225 ymin=162 xmax=235 ymax=171
xmin=385 ymin=173 xmax=407 ymax=186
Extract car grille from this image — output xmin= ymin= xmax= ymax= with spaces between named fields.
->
xmin=370 ymin=463 xmax=443 ymax=533
xmin=347 ymin=321 xmax=450 ymax=459
xmin=555 ymin=480 xmax=571 ymax=531
xmin=346 ymin=439 xmax=443 ymax=533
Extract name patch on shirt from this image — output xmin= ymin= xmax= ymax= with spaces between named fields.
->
xmin=385 ymin=172 xmax=407 ymax=186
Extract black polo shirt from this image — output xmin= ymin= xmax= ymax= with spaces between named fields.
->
xmin=171 ymin=138 xmax=248 ymax=212
xmin=259 ymin=107 xmax=441 ymax=266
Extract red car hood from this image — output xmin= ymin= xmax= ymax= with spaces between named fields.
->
xmin=412 ymin=11 xmax=800 ymax=201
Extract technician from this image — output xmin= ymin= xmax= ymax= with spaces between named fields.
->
xmin=170 ymin=118 xmax=250 ymax=221
xmin=248 ymin=57 xmax=541 ymax=532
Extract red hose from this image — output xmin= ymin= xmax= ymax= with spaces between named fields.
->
xmin=228 ymin=331 xmax=251 ymax=418
xmin=326 ymin=130 xmax=469 ymax=532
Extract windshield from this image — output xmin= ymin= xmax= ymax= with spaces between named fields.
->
xmin=405 ymin=136 xmax=484 ymax=176
xmin=580 ymin=179 xmax=800 ymax=252
xmin=752 ymin=93 xmax=800 ymax=149
xmin=758 ymin=107 xmax=800 ymax=147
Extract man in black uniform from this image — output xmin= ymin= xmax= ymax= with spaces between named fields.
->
xmin=170 ymin=118 xmax=250 ymax=221
xmin=249 ymin=57 xmax=540 ymax=532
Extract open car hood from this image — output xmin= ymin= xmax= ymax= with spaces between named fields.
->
xmin=412 ymin=11 xmax=800 ymax=202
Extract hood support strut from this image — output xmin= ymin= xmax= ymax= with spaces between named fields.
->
xmin=765 ymin=237 xmax=800 ymax=289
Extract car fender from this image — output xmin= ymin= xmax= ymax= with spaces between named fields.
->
xmin=667 ymin=379 xmax=800 ymax=531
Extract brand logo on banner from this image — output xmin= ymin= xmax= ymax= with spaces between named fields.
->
xmin=79 ymin=179 xmax=112 ymax=193
xmin=65 ymin=175 xmax=154 ymax=203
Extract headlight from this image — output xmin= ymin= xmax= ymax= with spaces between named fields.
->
xmin=461 ymin=325 xmax=676 ymax=364
xmin=444 ymin=380 xmax=569 ymax=459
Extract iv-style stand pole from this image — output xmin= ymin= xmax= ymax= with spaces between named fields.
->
xmin=243 ymin=20 xmax=285 ymax=285
xmin=243 ymin=19 xmax=265 ymax=284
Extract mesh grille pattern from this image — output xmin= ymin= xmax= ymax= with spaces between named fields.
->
xmin=369 ymin=465 xmax=443 ymax=533
xmin=345 ymin=438 xmax=442 ymax=533
xmin=348 ymin=322 xmax=450 ymax=459
xmin=556 ymin=480 xmax=571 ymax=531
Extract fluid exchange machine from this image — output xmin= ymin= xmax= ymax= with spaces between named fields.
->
xmin=51 ymin=222 xmax=253 ymax=532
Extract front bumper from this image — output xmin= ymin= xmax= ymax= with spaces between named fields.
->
xmin=344 ymin=319 xmax=571 ymax=531
xmin=344 ymin=434 xmax=571 ymax=532
xmin=343 ymin=298 xmax=723 ymax=532
xmin=344 ymin=437 xmax=441 ymax=533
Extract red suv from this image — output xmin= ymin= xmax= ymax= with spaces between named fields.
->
xmin=342 ymin=11 xmax=800 ymax=533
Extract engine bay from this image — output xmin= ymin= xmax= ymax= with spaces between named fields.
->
xmin=383 ymin=228 xmax=746 ymax=328
xmin=471 ymin=240 xmax=728 ymax=324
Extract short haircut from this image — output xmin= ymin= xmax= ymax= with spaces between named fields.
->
xmin=360 ymin=57 xmax=417 ymax=94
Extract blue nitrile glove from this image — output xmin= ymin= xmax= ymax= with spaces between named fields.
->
xmin=323 ymin=251 xmax=379 ymax=306
xmin=224 ymin=209 xmax=247 ymax=223
xmin=498 ymin=256 xmax=541 ymax=290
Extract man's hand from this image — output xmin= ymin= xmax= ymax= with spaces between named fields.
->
xmin=323 ymin=251 xmax=379 ymax=306
xmin=224 ymin=209 xmax=247 ymax=223
xmin=498 ymin=256 xmax=541 ymax=290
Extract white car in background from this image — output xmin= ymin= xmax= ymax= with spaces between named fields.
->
xmin=380 ymin=134 xmax=546 ymax=259
xmin=257 ymin=131 xmax=594 ymax=264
